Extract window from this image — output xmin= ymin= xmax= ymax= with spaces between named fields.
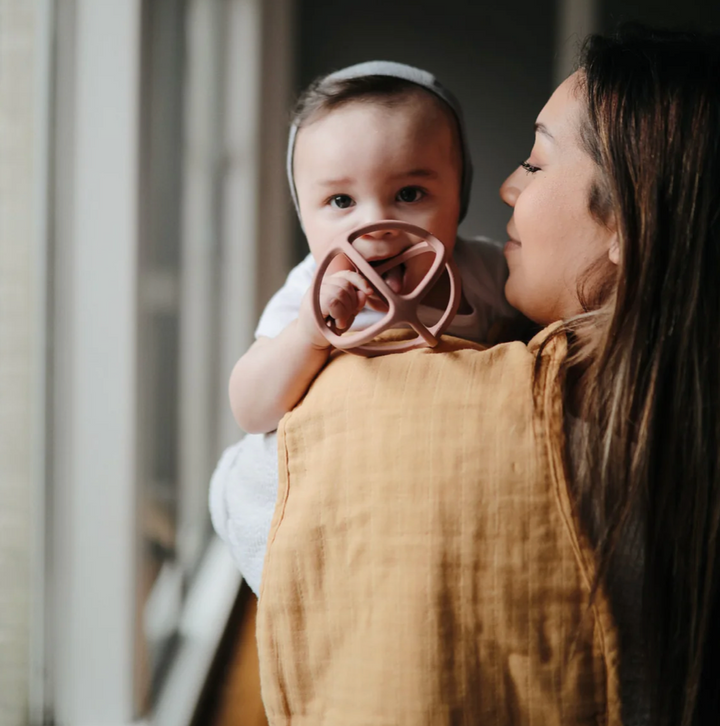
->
xmin=34 ymin=1 xmax=292 ymax=723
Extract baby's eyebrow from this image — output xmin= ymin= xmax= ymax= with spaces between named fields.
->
xmin=316 ymin=177 xmax=354 ymax=187
xmin=391 ymin=169 xmax=440 ymax=180
xmin=315 ymin=169 xmax=439 ymax=187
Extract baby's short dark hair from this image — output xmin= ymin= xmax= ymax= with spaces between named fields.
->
xmin=291 ymin=74 xmax=445 ymax=129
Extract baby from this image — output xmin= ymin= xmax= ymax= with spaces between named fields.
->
xmin=229 ymin=61 xmax=515 ymax=435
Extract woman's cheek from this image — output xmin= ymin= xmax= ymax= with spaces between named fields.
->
xmin=512 ymin=186 xmax=540 ymax=240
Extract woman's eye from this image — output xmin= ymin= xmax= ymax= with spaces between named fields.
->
xmin=520 ymin=161 xmax=541 ymax=174
xmin=396 ymin=186 xmax=425 ymax=203
xmin=329 ymin=194 xmax=354 ymax=209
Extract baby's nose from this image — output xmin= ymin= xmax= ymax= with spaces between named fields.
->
xmin=361 ymin=226 xmax=401 ymax=240
xmin=352 ymin=225 xmax=413 ymax=261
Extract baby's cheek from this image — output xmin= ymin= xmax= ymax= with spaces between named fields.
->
xmin=403 ymin=253 xmax=435 ymax=292
xmin=326 ymin=253 xmax=354 ymax=275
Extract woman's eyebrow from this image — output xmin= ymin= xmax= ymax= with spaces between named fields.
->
xmin=534 ymin=122 xmax=554 ymax=141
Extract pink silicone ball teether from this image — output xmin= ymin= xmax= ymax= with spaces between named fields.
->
xmin=311 ymin=220 xmax=462 ymax=356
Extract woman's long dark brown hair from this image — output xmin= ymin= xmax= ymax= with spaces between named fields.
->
xmin=565 ymin=25 xmax=720 ymax=725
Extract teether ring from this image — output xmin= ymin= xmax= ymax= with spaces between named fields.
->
xmin=311 ymin=220 xmax=462 ymax=356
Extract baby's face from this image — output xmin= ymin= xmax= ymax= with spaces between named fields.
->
xmin=293 ymin=95 xmax=462 ymax=296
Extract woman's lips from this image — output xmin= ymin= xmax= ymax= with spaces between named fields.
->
xmin=505 ymin=225 xmax=521 ymax=251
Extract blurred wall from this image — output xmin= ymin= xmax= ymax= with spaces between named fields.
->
xmin=0 ymin=1 xmax=37 ymax=724
xmin=292 ymin=0 xmax=557 ymax=256
xmin=601 ymin=0 xmax=720 ymax=32
xmin=289 ymin=0 xmax=720 ymax=263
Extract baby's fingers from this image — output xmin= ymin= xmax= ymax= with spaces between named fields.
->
xmin=329 ymin=270 xmax=374 ymax=298
xmin=320 ymin=273 xmax=372 ymax=330
xmin=321 ymin=283 xmax=358 ymax=330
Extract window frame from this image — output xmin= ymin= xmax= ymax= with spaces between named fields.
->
xmin=37 ymin=0 xmax=293 ymax=723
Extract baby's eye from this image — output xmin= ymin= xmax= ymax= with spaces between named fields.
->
xmin=520 ymin=161 xmax=541 ymax=174
xmin=329 ymin=194 xmax=354 ymax=209
xmin=396 ymin=186 xmax=425 ymax=203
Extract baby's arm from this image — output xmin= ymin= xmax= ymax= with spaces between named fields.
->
xmin=229 ymin=269 xmax=373 ymax=434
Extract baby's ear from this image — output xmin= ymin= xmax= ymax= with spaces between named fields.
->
xmin=608 ymin=233 xmax=620 ymax=266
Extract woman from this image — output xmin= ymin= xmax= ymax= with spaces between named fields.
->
xmin=500 ymin=26 xmax=720 ymax=724
xmin=212 ymin=25 xmax=720 ymax=725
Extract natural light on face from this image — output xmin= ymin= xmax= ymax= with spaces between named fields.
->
xmin=292 ymin=96 xmax=462 ymax=293
xmin=499 ymin=72 xmax=616 ymax=325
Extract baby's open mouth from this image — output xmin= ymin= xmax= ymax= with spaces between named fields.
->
xmin=369 ymin=259 xmax=406 ymax=294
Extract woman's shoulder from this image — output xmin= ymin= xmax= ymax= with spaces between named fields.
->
xmin=311 ymin=329 xmax=565 ymax=413
xmin=322 ymin=326 xmax=564 ymax=375
xmin=439 ymin=323 xmax=564 ymax=363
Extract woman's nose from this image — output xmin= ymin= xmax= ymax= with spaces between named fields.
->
xmin=499 ymin=167 xmax=523 ymax=208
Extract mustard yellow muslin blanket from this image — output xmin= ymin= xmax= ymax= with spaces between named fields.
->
xmin=257 ymin=329 xmax=621 ymax=726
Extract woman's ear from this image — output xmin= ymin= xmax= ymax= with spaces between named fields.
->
xmin=608 ymin=233 xmax=620 ymax=266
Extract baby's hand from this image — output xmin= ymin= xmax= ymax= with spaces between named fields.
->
xmin=299 ymin=270 xmax=374 ymax=348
